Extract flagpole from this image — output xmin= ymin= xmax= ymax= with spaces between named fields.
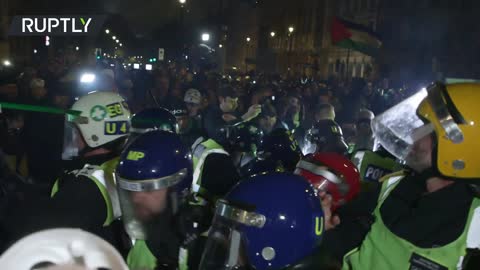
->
xmin=345 ymin=48 xmax=351 ymax=80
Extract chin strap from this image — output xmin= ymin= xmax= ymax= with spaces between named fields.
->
xmin=412 ymin=168 xmax=438 ymax=182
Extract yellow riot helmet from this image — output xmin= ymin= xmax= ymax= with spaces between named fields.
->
xmin=417 ymin=83 xmax=480 ymax=179
xmin=372 ymin=82 xmax=480 ymax=180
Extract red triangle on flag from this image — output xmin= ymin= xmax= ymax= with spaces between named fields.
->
xmin=331 ymin=17 xmax=352 ymax=44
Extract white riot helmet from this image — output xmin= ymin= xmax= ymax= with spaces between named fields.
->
xmin=63 ymin=91 xmax=131 ymax=159
xmin=0 ymin=229 xmax=128 ymax=270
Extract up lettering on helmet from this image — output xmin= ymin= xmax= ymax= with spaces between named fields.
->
xmin=104 ymin=121 xmax=129 ymax=135
xmin=126 ymin=151 xmax=145 ymax=161
xmin=315 ymin=216 xmax=324 ymax=236
xmin=288 ymin=131 xmax=298 ymax=151
xmin=106 ymin=102 xmax=124 ymax=118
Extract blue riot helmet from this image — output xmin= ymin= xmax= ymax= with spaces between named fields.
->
xmin=130 ymin=108 xmax=178 ymax=136
xmin=199 ymin=173 xmax=325 ymax=270
xmin=256 ymin=128 xmax=301 ymax=172
xmin=241 ymin=159 xmax=285 ymax=178
xmin=115 ymin=130 xmax=192 ymax=240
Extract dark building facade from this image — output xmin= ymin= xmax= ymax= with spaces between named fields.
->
xmin=251 ymin=0 xmax=382 ymax=79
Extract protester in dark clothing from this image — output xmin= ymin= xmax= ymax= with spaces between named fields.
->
xmin=334 ymin=81 xmax=356 ymax=125
xmin=144 ymin=74 xmax=170 ymax=108
xmin=203 ymin=85 xmax=261 ymax=145
xmin=282 ymin=94 xmax=304 ymax=130
xmin=22 ymin=79 xmax=64 ymax=190
xmin=16 ymin=67 xmax=37 ymax=103
xmin=170 ymin=101 xmax=206 ymax=148
xmin=1 ymin=152 xmax=128 ymax=254
xmin=256 ymin=101 xmax=287 ymax=135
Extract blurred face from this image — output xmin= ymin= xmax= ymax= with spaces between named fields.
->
xmin=131 ymin=189 xmax=168 ymax=221
xmin=53 ymin=95 xmax=70 ymax=109
xmin=186 ymin=102 xmax=201 ymax=116
xmin=31 ymin=87 xmax=47 ymax=99
xmin=186 ymin=73 xmax=194 ymax=82
xmin=48 ymin=61 xmax=63 ymax=75
xmin=259 ymin=116 xmax=277 ymax=134
xmin=171 ymin=86 xmax=183 ymax=99
xmin=219 ymin=96 xmax=238 ymax=113
xmin=304 ymin=87 xmax=312 ymax=97
xmin=179 ymin=68 xmax=187 ymax=77
xmin=288 ymin=97 xmax=301 ymax=115
xmin=155 ymin=76 xmax=170 ymax=91
xmin=364 ymin=83 xmax=374 ymax=96
xmin=405 ymin=134 xmax=433 ymax=173
xmin=288 ymin=97 xmax=298 ymax=107
xmin=318 ymin=95 xmax=330 ymax=104
xmin=357 ymin=124 xmax=372 ymax=137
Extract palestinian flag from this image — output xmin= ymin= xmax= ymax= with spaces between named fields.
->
xmin=331 ymin=17 xmax=382 ymax=57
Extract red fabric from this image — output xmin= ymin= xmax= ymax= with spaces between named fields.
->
xmin=331 ymin=17 xmax=352 ymax=44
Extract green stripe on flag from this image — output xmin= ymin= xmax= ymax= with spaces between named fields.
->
xmin=336 ymin=39 xmax=379 ymax=57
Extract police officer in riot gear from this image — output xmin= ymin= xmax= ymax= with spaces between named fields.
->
xmin=116 ymin=130 xmax=207 ymax=270
xmin=199 ymin=173 xmax=325 ymax=270
xmin=304 ymin=120 xmax=348 ymax=156
xmin=242 ymin=128 xmax=301 ymax=177
xmin=3 ymin=91 xmax=131 ymax=253
xmin=319 ymin=83 xmax=480 ymax=270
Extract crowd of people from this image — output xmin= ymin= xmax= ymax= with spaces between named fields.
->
xmin=0 ymin=53 xmax=407 ymax=187
xmin=0 ymin=51 xmax=478 ymax=270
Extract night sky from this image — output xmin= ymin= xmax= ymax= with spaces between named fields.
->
xmin=102 ymin=0 xmax=178 ymax=34
xmin=100 ymin=0 xmax=221 ymax=36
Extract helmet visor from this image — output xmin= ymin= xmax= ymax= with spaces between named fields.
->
xmin=199 ymin=200 xmax=266 ymax=270
xmin=371 ymin=88 xmax=433 ymax=161
xmin=115 ymin=168 xmax=188 ymax=240
xmin=301 ymin=136 xmax=317 ymax=156
xmin=61 ymin=114 xmax=89 ymax=160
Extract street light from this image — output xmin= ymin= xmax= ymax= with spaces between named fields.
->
xmin=288 ymin=26 xmax=295 ymax=34
xmin=75 ymin=46 xmax=79 ymax=51
xmin=201 ymin=33 xmax=210 ymax=42
xmin=112 ymin=36 xmax=117 ymax=40
xmin=270 ymin=31 xmax=276 ymax=37
xmin=33 ymin=49 xmax=38 ymax=54
xmin=80 ymin=73 xmax=95 ymax=83
xmin=105 ymin=29 xmax=110 ymax=34
xmin=219 ymin=44 xmax=223 ymax=48
xmin=116 ymin=40 xmax=120 ymax=43
xmin=179 ymin=0 xmax=186 ymax=4
xmin=119 ymin=43 xmax=123 ymax=47
xmin=246 ymin=37 xmax=251 ymax=42
xmin=3 ymin=60 xmax=11 ymax=67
